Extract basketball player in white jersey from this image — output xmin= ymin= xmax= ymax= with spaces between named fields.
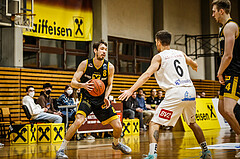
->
xmin=119 ymin=30 xmax=212 ymax=159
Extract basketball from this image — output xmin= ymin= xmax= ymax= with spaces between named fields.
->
xmin=88 ymin=79 xmax=105 ymax=96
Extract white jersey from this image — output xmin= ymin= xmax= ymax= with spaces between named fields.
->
xmin=154 ymin=49 xmax=193 ymax=91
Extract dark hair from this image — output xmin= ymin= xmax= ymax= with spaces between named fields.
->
xmin=64 ymin=85 xmax=72 ymax=90
xmin=212 ymin=0 xmax=231 ymax=14
xmin=137 ymin=88 xmax=143 ymax=92
xmin=64 ymin=85 xmax=74 ymax=98
xmin=43 ymin=83 xmax=52 ymax=89
xmin=93 ymin=39 xmax=107 ymax=51
xmin=26 ymin=86 xmax=34 ymax=92
xmin=155 ymin=30 xmax=172 ymax=46
xmin=40 ymin=91 xmax=44 ymax=96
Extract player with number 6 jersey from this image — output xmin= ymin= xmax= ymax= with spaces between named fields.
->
xmin=155 ymin=49 xmax=194 ymax=90
xmin=153 ymin=49 xmax=195 ymax=126
xmin=119 ymin=30 xmax=212 ymax=159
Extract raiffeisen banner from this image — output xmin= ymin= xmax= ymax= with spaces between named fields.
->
xmin=23 ymin=0 xmax=92 ymax=41
xmin=181 ymin=98 xmax=220 ymax=131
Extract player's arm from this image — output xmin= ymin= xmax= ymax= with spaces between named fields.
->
xmin=104 ymin=63 xmax=114 ymax=108
xmin=217 ymin=23 xmax=237 ymax=84
xmin=183 ymin=53 xmax=198 ymax=72
xmin=118 ymin=55 xmax=161 ymax=101
xmin=71 ymin=60 xmax=94 ymax=91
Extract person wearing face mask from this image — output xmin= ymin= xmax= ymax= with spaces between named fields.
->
xmin=58 ymin=85 xmax=76 ymax=121
xmin=22 ymin=86 xmax=62 ymax=123
xmin=37 ymin=83 xmax=62 ymax=116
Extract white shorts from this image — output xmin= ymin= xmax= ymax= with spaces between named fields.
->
xmin=151 ymin=86 xmax=196 ymax=126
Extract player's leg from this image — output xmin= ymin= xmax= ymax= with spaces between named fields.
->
xmin=145 ymin=121 xmax=160 ymax=159
xmin=218 ymin=76 xmax=240 ymax=135
xmin=109 ymin=118 xmax=122 ymax=144
xmin=56 ymin=114 xmax=85 ymax=159
xmin=56 ymin=98 xmax=92 ymax=159
xmin=218 ymin=85 xmax=225 ymax=116
xmin=94 ymin=105 xmax=132 ymax=154
xmin=149 ymin=121 xmax=160 ymax=143
xmin=65 ymin=114 xmax=85 ymax=140
xmin=144 ymin=97 xmax=182 ymax=159
xmin=222 ymin=97 xmax=240 ymax=134
xmin=183 ymin=100 xmax=212 ymax=159
xmin=188 ymin=123 xmax=212 ymax=159
xmin=109 ymin=118 xmax=132 ymax=154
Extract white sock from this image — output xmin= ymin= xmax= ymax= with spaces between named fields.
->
xmin=58 ymin=139 xmax=69 ymax=151
xmin=199 ymin=141 xmax=208 ymax=152
xmin=149 ymin=143 xmax=157 ymax=155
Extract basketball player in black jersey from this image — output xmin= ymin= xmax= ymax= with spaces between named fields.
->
xmin=212 ymin=0 xmax=240 ymax=149
xmin=56 ymin=40 xmax=131 ymax=158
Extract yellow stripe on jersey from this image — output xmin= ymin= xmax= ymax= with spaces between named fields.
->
xmin=76 ymin=110 xmax=87 ymax=118
xmin=223 ymin=77 xmax=239 ymax=101
xmin=84 ymin=59 xmax=88 ymax=73
xmin=101 ymin=115 xmax=119 ymax=125
xmin=93 ymin=57 xmax=104 ymax=70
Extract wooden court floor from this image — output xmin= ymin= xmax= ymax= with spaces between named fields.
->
xmin=0 ymin=128 xmax=239 ymax=159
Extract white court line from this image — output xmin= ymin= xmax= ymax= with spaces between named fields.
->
xmin=187 ymin=143 xmax=240 ymax=150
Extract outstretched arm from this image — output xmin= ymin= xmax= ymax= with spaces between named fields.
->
xmin=118 ymin=55 xmax=161 ymax=101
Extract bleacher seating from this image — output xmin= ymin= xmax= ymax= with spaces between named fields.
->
xmin=0 ymin=67 xmax=220 ymax=134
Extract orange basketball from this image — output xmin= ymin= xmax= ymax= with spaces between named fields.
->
xmin=89 ymin=79 xmax=105 ymax=97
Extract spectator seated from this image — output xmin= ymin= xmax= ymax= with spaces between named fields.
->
xmin=123 ymin=91 xmax=144 ymax=130
xmin=58 ymin=85 xmax=76 ymax=123
xmin=23 ymin=86 xmax=62 ymax=123
xmin=136 ymin=88 xmax=154 ymax=126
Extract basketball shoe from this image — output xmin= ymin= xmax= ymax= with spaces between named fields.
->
xmin=235 ymin=151 xmax=240 ymax=158
xmin=112 ymin=142 xmax=132 ymax=154
xmin=56 ymin=149 xmax=68 ymax=159
xmin=143 ymin=153 xmax=157 ymax=159
xmin=200 ymin=150 xmax=212 ymax=159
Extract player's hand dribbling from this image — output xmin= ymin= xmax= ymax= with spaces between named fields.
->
xmin=104 ymin=98 xmax=110 ymax=109
xmin=83 ymin=80 xmax=94 ymax=92
xmin=118 ymin=90 xmax=133 ymax=101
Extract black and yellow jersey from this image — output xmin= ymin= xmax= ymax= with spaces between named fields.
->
xmin=219 ymin=18 xmax=240 ymax=76
xmin=80 ymin=58 xmax=109 ymax=106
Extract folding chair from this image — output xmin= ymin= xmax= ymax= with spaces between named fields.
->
xmin=22 ymin=105 xmax=49 ymax=124
xmin=0 ymin=108 xmax=14 ymax=137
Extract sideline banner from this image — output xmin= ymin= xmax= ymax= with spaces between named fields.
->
xmin=181 ymin=98 xmax=220 ymax=131
xmin=23 ymin=0 xmax=92 ymax=41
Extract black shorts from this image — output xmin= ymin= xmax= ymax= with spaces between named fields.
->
xmin=219 ymin=75 xmax=240 ymax=101
xmin=76 ymin=96 xmax=118 ymax=125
